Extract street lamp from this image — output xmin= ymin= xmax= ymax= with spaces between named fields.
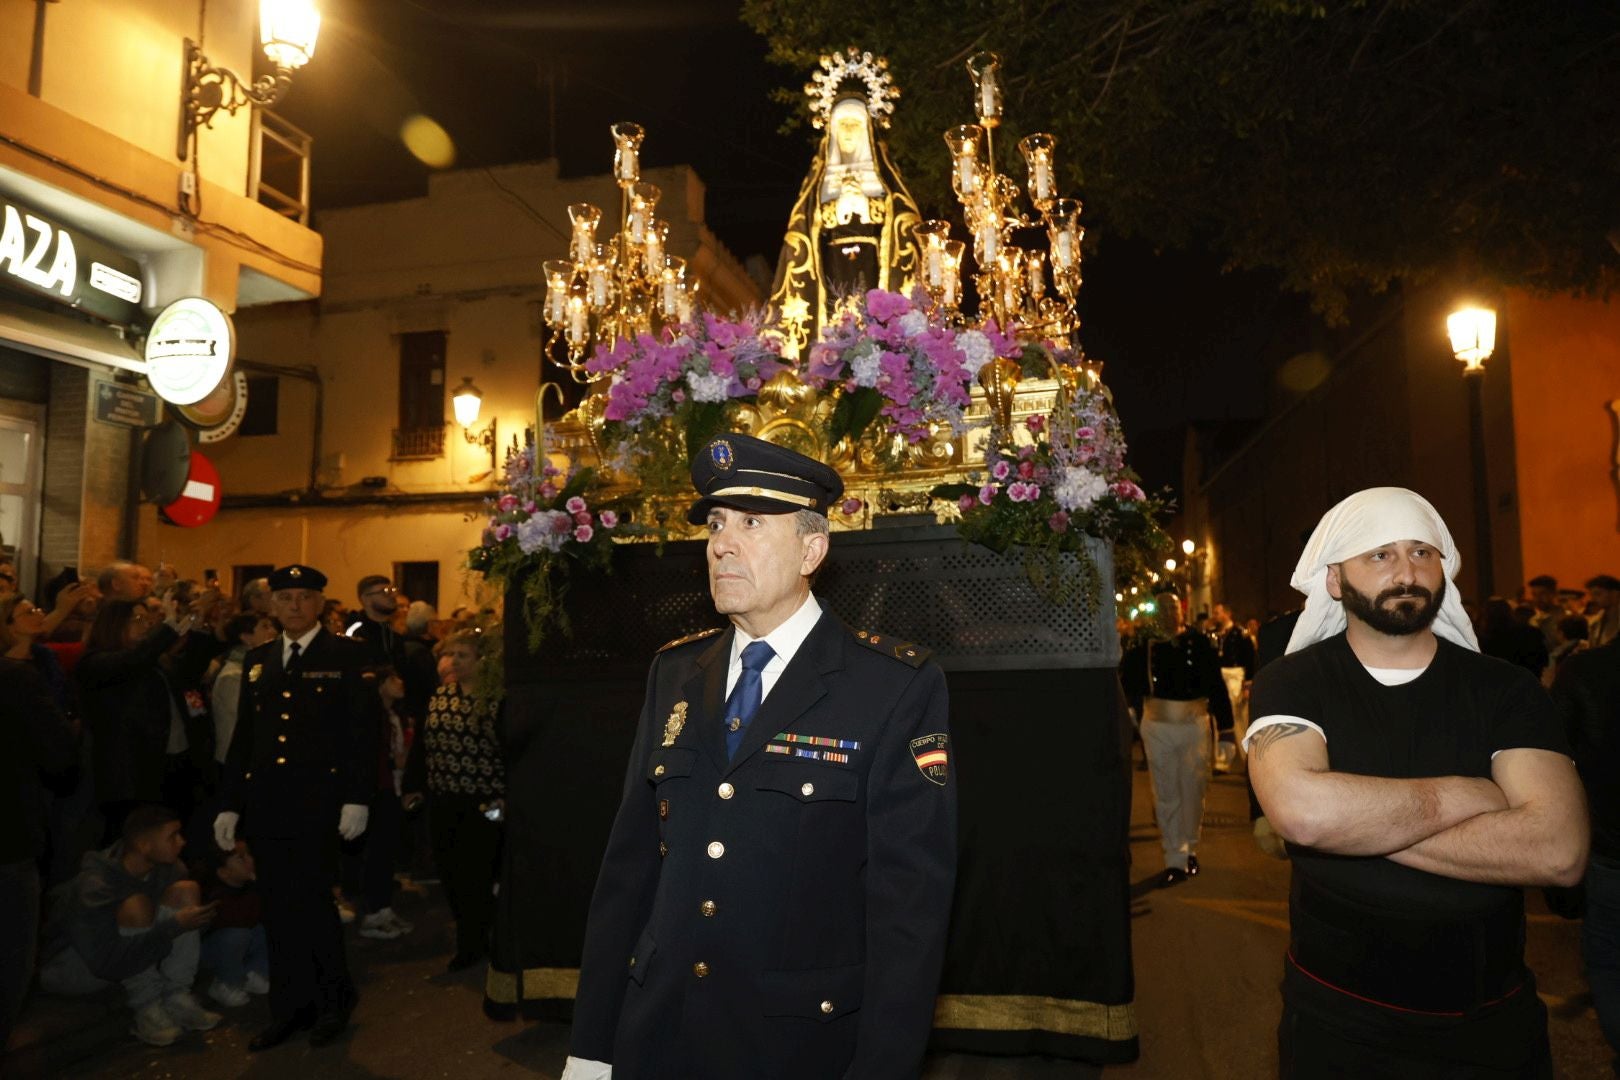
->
xmin=178 ymin=0 xmax=322 ymax=159
xmin=1181 ymin=538 xmax=1196 ymax=557
xmin=1448 ymin=303 xmax=1497 ymax=601
xmin=452 ymin=377 xmax=497 ymax=469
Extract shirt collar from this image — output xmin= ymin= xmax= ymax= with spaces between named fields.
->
xmin=730 ymin=593 xmax=822 ymax=669
xmin=283 ymin=625 xmax=321 ymax=657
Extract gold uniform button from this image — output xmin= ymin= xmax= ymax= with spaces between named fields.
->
xmin=654 ymin=765 xmax=665 ymax=777
xmin=700 ymin=900 xmax=717 ymax=917
xmin=282 ymin=691 xmax=291 ymax=699
xmin=628 ymin=957 xmax=636 ymax=969
xmin=801 ymin=782 xmax=815 ymax=797
xmin=707 ymin=841 xmax=725 ymax=859
xmin=280 ymin=713 xmax=290 ymax=721
xmin=275 ymin=756 xmax=287 ymax=765
xmin=277 ymin=734 xmax=287 ymax=743
xmin=820 ymin=1000 xmax=834 ymax=1014
xmin=693 ymin=962 xmax=709 ymax=978
xmin=717 ymin=783 xmax=734 ymax=800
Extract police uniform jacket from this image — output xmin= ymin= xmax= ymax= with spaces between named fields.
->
xmin=570 ymin=607 xmax=957 ymax=1080
xmin=219 ymin=629 xmax=378 ymax=838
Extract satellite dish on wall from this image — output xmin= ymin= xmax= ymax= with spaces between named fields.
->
xmin=140 ymin=420 xmax=192 ymax=504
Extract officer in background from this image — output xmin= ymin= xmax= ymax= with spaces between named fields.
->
xmin=214 ymin=565 xmax=378 ymax=1050
xmin=1120 ymin=591 xmax=1233 ymax=886
xmin=562 ymin=433 xmax=958 ymax=1080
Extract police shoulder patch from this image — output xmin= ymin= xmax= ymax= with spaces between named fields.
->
xmin=658 ymin=627 xmax=725 ymax=653
xmin=853 ymin=629 xmax=930 ymax=667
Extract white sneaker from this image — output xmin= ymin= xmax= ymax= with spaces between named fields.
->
xmin=379 ymin=907 xmax=414 ymax=934
xmin=164 ymin=991 xmax=222 ymax=1031
xmin=359 ymin=911 xmax=405 ymax=939
xmin=130 ymin=1000 xmax=182 ymax=1046
xmin=207 ymin=979 xmax=250 ymax=1008
xmin=243 ymin=970 xmax=270 ymax=995
xmin=336 ymin=897 xmax=357 ymax=924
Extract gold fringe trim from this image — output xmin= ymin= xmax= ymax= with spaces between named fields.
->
xmin=485 ymin=966 xmax=581 ymax=1004
xmin=932 ymin=994 xmax=1138 ymax=1041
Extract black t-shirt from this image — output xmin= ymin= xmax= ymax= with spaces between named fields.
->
xmin=1251 ymin=632 xmax=1568 ymax=918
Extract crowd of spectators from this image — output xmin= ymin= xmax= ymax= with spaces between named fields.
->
xmin=0 ymin=555 xmax=502 ymax=1057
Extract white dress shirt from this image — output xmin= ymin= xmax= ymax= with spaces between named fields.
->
xmin=724 ymin=592 xmax=823 ymax=702
xmin=282 ymin=624 xmax=321 ymax=667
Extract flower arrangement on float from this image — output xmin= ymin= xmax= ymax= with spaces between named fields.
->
xmin=584 ymin=311 xmax=788 ymax=498
xmin=804 ymin=288 xmax=1016 ymax=450
xmin=931 ymin=340 xmax=1169 ymax=602
xmin=466 ymin=441 xmax=629 ymax=650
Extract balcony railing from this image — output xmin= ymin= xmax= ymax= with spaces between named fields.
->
xmin=391 ymin=425 xmax=447 ymax=461
xmin=249 ymin=109 xmax=312 ymax=226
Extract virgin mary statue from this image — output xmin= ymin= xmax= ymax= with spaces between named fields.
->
xmin=768 ymin=49 xmax=923 ymax=360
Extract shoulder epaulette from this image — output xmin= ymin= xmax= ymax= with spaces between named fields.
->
xmin=853 ymin=629 xmax=930 ymax=668
xmin=658 ymin=627 xmax=725 ymax=653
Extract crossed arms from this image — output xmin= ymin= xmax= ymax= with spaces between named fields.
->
xmin=1248 ymin=722 xmax=1588 ymax=887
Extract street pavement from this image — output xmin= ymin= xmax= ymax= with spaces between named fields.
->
xmin=34 ymin=748 xmax=1615 ymax=1079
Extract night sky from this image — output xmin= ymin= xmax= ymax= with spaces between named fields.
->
xmin=276 ymin=0 xmax=1293 ymax=494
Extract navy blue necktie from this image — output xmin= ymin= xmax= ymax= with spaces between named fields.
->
xmin=724 ymin=641 xmax=776 ymax=760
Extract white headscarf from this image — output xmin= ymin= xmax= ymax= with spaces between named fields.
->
xmin=1285 ymin=486 xmax=1479 ymax=655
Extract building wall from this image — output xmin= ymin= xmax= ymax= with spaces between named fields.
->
xmin=1506 ymin=289 xmax=1620 ymax=585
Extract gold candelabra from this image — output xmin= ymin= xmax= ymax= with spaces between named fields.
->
xmin=543 ymin=122 xmax=697 ymax=381
xmin=916 ymin=53 xmax=1084 ymax=345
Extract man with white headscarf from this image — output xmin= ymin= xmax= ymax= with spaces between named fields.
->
xmin=1244 ymin=487 xmax=1586 ymax=1079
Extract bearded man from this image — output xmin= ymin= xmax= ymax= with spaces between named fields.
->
xmin=1246 ymin=487 xmax=1587 ymax=1079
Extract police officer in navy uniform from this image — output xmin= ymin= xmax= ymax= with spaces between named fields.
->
xmin=213 ymin=564 xmax=379 ymax=1050
xmin=561 ymin=434 xmax=958 ymax=1080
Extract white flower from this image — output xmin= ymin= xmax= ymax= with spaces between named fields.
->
xmin=686 ymin=371 xmax=731 ymax=403
xmin=1053 ymin=466 xmax=1108 ymax=512
xmin=957 ymin=330 xmax=994 ymax=375
xmin=897 ymin=309 xmax=928 ymax=337
xmin=516 ymin=512 xmax=569 ymax=554
xmin=851 ymin=352 xmax=883 ymax=388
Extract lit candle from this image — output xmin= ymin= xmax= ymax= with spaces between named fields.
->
xmin=567 ymin=296 xmax=587 ymax=343
xmin=1026 ymin=250 xmax=1045 ymax=299
xmin=977 ymin=219 xmax=999 ymax=263
xmin=588 ymin=262 xmax=610 ymax=308
xmin=979 ymin=67 xmax=999 ymax=121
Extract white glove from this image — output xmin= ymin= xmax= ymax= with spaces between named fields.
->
xmin=560 ymin=1058 xmax=612 ymax=1080
xmin=213 ymin=811 xmax=239 ymax=851
xmin=338 ymin=803 xmax=370 ymax=840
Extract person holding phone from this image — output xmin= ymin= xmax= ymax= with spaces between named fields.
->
xmin=402 ymin=628 xmax=505 ymax=973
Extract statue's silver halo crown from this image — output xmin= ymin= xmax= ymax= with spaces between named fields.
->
xmin=805 ymin=47 xmax=900 ymax=131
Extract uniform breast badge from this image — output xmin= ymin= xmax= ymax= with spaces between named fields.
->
xmin=662 ymin=702 xmax=689 ymax=747
xmin=248 ymin=663 xmax=263 ymax=683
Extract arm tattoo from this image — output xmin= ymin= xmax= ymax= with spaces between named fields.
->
xmin=1248 ymin=722 xmax=1309 ymax=762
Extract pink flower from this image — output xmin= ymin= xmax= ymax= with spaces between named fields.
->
xmin=497 ymin=494 xmax=519 ymax=512
xmin=841 ymin=497 xmax=863 ymax=515
xmin=565 ymin=496 xmax=587 ymax=514
xmin=672 ymin=388 xmax=686 ymax=403
xmin=1049 ymin=510 xmax=1070 ymax=533
xmin=522 ymin=500 xmax=537 ymax=514
xmin=958 ymin=494 xmax=977 ymax=513
xmin=1025 ymin=414 xmax=1046 ymax=434
xmin=1018 ymin=444 xmax=1035 ymax=460
xmin=745 ymin=377 xmax=762 ymax=391
xmin=990 ymin=459 xmax=1012 ymax=481
xmin=540 ymin=483 xmax=558 ymax=500
xmin=1077 ymin=426 xmax=1096 ymax=440
xmin=573 ymin=510 xmax=592 ymax=526
xmin=494 ymin=524 xmax=514 ymax=541
xmin=598 ymin=510 xmax=619 ymax=529
xmin=865 ymin=289 xmax=912 ymax=322
xmin=978 ymin=484 xmax=996 ymax=506
xmin=1017 ymin=460 xmax=1035 ymax=479
xmin=574 ymin=524 xmax=594 ymax=543
xmin=1112 ymin=480 xmax=1146 ymax=501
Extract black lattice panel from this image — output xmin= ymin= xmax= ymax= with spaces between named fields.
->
xmin=509 ymin=524 xmax=1118 ymax=679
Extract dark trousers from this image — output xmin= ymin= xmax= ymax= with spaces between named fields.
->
xmin=428 ymin=797 xmax=501 ymax=955
xmin=0 ymin=859 xmax=41 ymax=1053
xmin=342 ymin=790 xmax=402 ymax=914
xmin=252 ymin=833 xmax=352 ymax=1021
xmin=1585 ymin=854 xmax=1620 ymax=1072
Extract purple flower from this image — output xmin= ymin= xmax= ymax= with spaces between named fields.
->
xmin=745 ymin=377 xmax=761 ymax=391
xmin=598 ymin=510 xmax=619 ymax=529
xmin=865 ymin=289 xmax=912 ymax=322
xmin=1048 ymin=510 xmax=1071 ymax=533
xmin=494 ymin=524 xmax=514 ymax=542
xmin=978 ymin=484 xmax=997 ymax=506
xmin=522 ymin=500 xmax=537 ymax=514
xmin=841 ymin=497 xmax=863 ymax=515
xmin=574 ymin=524 xmax=594 ymax=543
xmin=990 ymin=459 xmax=1012 ymax=481
xmin=540 ymin=483 xmax=558 ymax=500
xmin=565 ymin=496 xmax=587 ymax=514
xmin=958 ymin=494 xmax=977 ymax=513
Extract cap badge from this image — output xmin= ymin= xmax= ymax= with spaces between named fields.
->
xmin=288 ymin=567 xmax=302 ymax=578
xmin=710 ymin=439 xmax=735 ymax=474
xmin=662 ymin=701 xmax=689 ymax=747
